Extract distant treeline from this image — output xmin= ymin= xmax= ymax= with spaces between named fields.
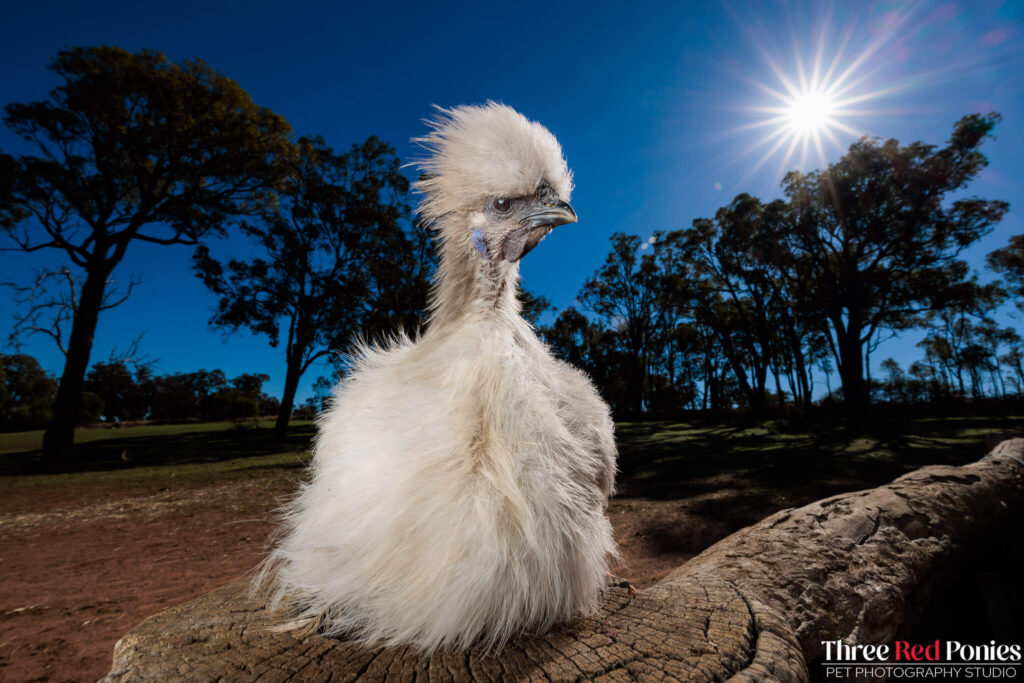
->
xmin=0 ymin=353 xmax=295 ymax=432
xmin=531 ymin=115 xmax=1021 ymax=420
xmin=537 ymin=231 xmax=1023 ymax=419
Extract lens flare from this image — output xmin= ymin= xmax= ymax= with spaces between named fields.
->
xmin=724 ymin=3 xmax=924 ymax=182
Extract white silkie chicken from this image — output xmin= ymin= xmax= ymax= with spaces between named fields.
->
xmin=261 ymin=103 xmax=618 ymax=653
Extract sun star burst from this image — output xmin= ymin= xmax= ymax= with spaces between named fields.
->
xmin=728 ymin=4 xmax=917 ymax=182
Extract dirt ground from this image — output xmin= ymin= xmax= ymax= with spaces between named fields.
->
xmin=0 ymin=469 xmax=752 ymax=683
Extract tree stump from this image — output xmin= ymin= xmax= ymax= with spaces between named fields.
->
xmin=103 ymin=439 xmax=1024 ymax=682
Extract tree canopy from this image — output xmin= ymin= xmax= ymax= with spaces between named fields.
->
xmin=988 ymin=233 xmax=1024 ymax=311
xmin=193 ymin=135 xmax=432 ymax=437
xmin=779 ymin=112 xmax=1008 ymax=416
xmin=0 ymin=354 xmax=58 ymax=431
xmin=0 ymin=46 xmax=294 ymax=465
xmin=560 ymin=113 xmax=1010 ymax=418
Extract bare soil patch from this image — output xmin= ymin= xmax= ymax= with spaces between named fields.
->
xmin=0 ymin=469 xmax=747 ymax=683
xmin=0 ymin=474 xmax=296 ymax=682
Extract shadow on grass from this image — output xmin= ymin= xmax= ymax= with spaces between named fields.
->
xmin=614 ymin=414 xmax=1024 ymax=560
xmin=0 ymin=422 xmax=317 ymax=476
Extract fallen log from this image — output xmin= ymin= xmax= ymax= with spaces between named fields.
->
xmin=103 ymin=439 xmax=1024 ymax=682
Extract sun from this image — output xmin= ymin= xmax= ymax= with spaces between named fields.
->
xmin=787 ymin=90 xmax=835 ymax=136
xmin=728 ymin=4 xmax=916 ymax=180
xmin=741 ymin=73 xmax=864 ymax=177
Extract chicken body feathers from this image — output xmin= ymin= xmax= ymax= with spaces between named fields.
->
xmin=263 ymin=315 xmax=617 ymax=652
xmin=260 ymin=102 xmax=617 ymax=654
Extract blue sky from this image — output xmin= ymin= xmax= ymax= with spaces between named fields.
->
xmin=1 ymin=0 xmax=1022 ymax=403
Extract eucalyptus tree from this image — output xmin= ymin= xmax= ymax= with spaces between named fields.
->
xmin=781 ymin=113 xmax=1008 ymax=418
xmin=999 ymin=334 xmax=1024 ymax=397
xmin=518 ymin=288 xmax=553 ymax=326
xmin=879 ymin=358 xmax=907 ymax=404
xmin=578 ymin=233 xmax=667 ymax=414
xmin=194 ymin=136 xmax=428 ymax=438
xmin=578 ymin=229 xmax=705 ymax=415
xmin=0 ymin=46 xmax=293 ymax=465
xmin=987 ymin=234 xmax=1024 ymax=311
xmin=0 ymin=354 xmax=58 ymax=431
xmin=918 ymin=278 xmax=1005 ymax=397
xmin=681 ymin=194 xmax=794 ymax=416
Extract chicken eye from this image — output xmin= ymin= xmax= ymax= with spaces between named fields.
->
xmin=492 ymin=197 xmax=513 ymax=213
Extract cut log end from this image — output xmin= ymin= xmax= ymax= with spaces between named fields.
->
xmin=103 ymin=576 xmax=806 ymax=682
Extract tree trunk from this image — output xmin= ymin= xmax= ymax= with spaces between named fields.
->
xmin=273 ymin=354 xmax=303 ymax=440
xmin=836 ymin=329 xmax=866 ymax=421
xmin=103 ymin=440 xmax=1024 ymax=682
xmin=717 ymin=332 xmax=763 ymax=417
xmin=771 ymin=362 xmax=785 ymax=409
xmin=989 ymin=355 xmax=1005 ymax=398
xmin=749 ymin=382 xmax=767 ymax=417
xmin=793 ymin=343 xmax=812 ymax=409
xmin=630 ymin=347 xmax=644 ymax=416
xmin=41 ymin=267 xmax=109 ymax=469
xmin=701 ymin=348 xmax=711 ymax=411
xmin=753 ymin=357 xmax=769 ymax=412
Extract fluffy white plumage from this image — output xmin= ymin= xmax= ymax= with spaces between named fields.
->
xmin=413 ymin=104 xmax=573 ymax=223
xmin=259 ymin=102 xmax=618 ymax=653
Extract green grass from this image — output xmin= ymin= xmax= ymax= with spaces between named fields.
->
xmin=1 ymin=414 xmax=1020 ymax=504
xmin=0 ymin=448 xmax=311 ymax=492
xmin=0 ymin=419 xmax=293 ymax=455
xmin=599 ymin=414 xmax=1024 ymax=542
xmin=0 ymin=419 xmax=316 ymax=478
xmin=614 ymin=414 xmax=1024 ymax=501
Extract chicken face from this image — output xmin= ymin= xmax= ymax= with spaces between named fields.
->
xmin=472 ymin=182 xmax=577 ymax=263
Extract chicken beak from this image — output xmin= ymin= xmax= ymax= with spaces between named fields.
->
xmin=501 ymin=200 xmax=578 ymax=262
xmin=523 ymin=200 xmax=578 ymax=230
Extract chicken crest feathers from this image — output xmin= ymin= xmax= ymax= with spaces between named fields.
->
xmin=411 ymin=102 xmax=573 ymax=222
